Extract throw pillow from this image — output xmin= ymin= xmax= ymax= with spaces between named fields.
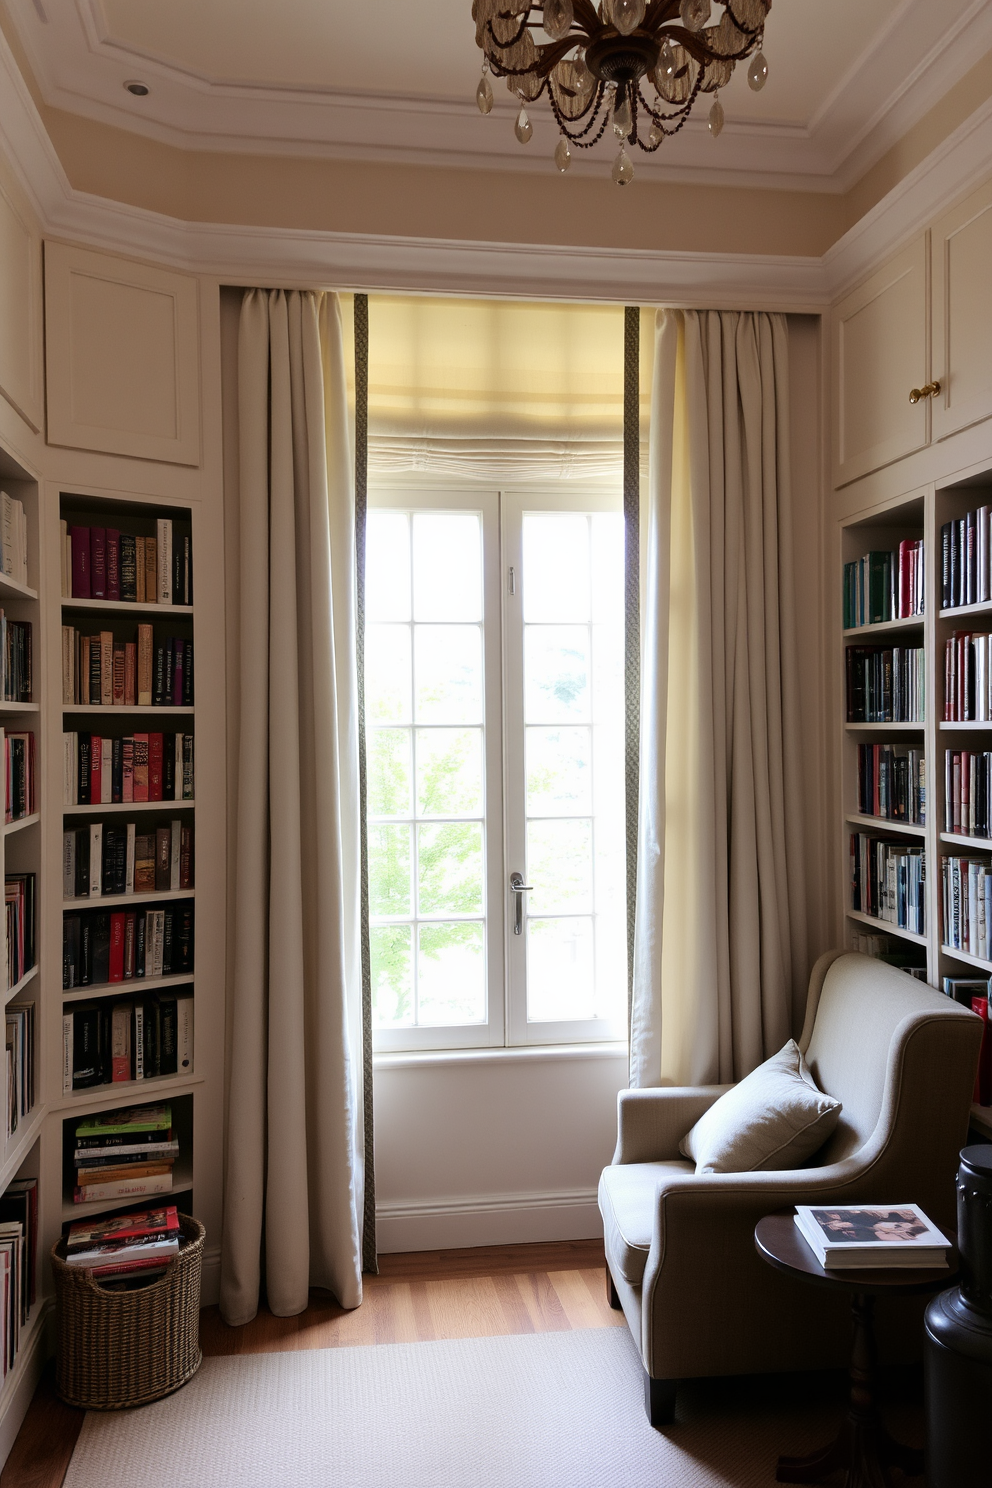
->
xmin=679 ymin=1040 xmax=842 ymax=1174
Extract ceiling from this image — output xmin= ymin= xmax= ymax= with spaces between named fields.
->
xmin=10 ymin=0 xmax=992 ymax=188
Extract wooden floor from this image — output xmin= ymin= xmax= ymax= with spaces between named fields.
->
xmin=1 ymin=1239 xmax=619 ymax=1488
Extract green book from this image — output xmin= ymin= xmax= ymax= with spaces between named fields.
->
xmin=75 ymin=1103 xmax=172 ymax=1137
xmin=867 ymin=550 xmax=892 ymax=625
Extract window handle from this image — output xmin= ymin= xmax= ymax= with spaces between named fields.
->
xmin=510 ymin=872 xmax=533 ymax=936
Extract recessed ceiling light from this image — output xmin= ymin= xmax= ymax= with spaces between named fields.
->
xmin=124 ymin=80 xmax=149 ymax=97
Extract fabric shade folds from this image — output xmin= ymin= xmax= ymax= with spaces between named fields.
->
xmin=220 ymin=288 xmax=365 ymax=1324
xmin=631 ymin=309 xmax=807 ymax=1090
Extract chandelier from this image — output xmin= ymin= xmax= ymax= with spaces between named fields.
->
xmin=472 ymin=0 xmax=771 ymax=184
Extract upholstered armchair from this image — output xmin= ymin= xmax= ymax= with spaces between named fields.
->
xmin=598 ymin=951 xmax=983 ymax=1426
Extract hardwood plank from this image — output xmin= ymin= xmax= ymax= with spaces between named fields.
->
xmin=549 ymin=1268 xmax=627 ymax=1331
xmin=425 ymin=1276 xmax=509 ymax=1340
xmin=375 ymin=1239 xmax=605 ymax=1282
xmin=0 ymin=1365 xmax=83 ymax=1488
xmin=511 ymin=1271 xmax=573 ymax=1333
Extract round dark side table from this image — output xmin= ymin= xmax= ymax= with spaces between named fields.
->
xmin=754 ymin=1211 xmax=957 ymax=1487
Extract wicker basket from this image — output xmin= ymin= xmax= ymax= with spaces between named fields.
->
xmin=51 ymin=1213 xmax=205 ymax=1410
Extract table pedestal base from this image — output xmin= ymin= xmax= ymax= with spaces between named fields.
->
xmin=776 ymin=1294 xmax=923 ymax=1487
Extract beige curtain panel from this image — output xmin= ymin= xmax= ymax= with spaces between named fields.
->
xmin=220 ymin=289 xmax=366 ymax=1325
xmin=631 ymin=309 xmax=807 ymax=1089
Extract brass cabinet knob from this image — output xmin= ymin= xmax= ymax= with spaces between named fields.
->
xmin=908 ymin=380 xmax=941 ymax=404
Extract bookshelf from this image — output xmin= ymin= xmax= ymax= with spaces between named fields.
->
xmin=839 ymin=474 xmax=992 ymax=1139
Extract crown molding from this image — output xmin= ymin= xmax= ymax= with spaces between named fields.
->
xmin=3 ymin=0 xmax=989 ymax=191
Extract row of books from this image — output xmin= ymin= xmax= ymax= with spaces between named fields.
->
xmin=856 ymin=744 xmax=925 ymax=824
xmin=943 ymin=631 xmax=992 ymax=721
xmin=6 ymin=873 xmax=35 ymax=990
xmin=63 ymin=821 xmax=194 ymax=901
xmin=63 ymin=903 xmax=194 ymax=988
xmin=941 ymin=508 xmax=992 ymax=610
xmin=2 ymin=729 xmax=34 ymax=823
xmin=65 ymin=1204 xmax=180 ymax=1287
xmin=850 ymin=833 xmax=926 ymax=934
xmin=943 ymin=977 xmax=992 ymax=1103
xmin=845 ymin=645 xmax=925 ymax=723
xmin=62 ymin=521 xmax=193 ymax=607
xmin=848 ymin=929 xmax=926 ymax=979
xmin=63 ymin=995 xmax=193 ymax=1094
xmin=5 ymin=1005 xmax=33 ymax=1140
xmin=63 ymin=732 xmax=194 ymax=805
xmin=843 ymin=542 xmax=924 ymax=628
xmin=0 ymin=1178 xmax=36 ymax=1373
xmin=0 ymin=492 xmax=29 ymax=591
xmin=69 ymin=1104 xmax=179 ymax=1207
xmin=941 ymin=854 xmax=992 ymax=961
xmin=945 ymin=751 xmax=992 ymax=839
xmin=62 ymin=627 xmax=193 ymax=708
xmin=0 ymin=614 xmax=31 ymax=705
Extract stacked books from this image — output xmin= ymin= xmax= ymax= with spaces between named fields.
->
xmin=941 ymin=507 xmax=992 ymax=610
xmin=2 ymin=729 xmax=34 ymax=822
xmin=64 ymin=1205 xmax=181 ymax=1287
xmin=63 ymin=820 xmax=194 ymax=899
xmin=4 ymin=1005 xmax=33 ymax=1138
xmin=943 ymin=977 xmax=992 ymax=1104
xmin=5 ymin=871 xmax=35 ymax=988
xmin=845 ymin=644 xmax=925 ymax=722
xmin=941 ymin=855 xmax=992 ymax=959
xmin=71 ymin=1106 xmax=178 ymax=1205
xmin=795 ymin=1203 xmax=950 ymax=1269
xmin=849 ymin=930 xmax=927 ymax=980
xmin=62 ymin=902 xmax=194 ymax=987
xmin=0 ymin=491 xmax=29 ymax=589
xmin=945 ymin=750 xmax=992 ymax=838
xmin=62 ymin=626 xmax=192 ymax=707
xmin=63 ymin=994 xmax=193 ymax=1092
xmin=0 ymin=613 xmax=31 ymax=704
xmin=944 ymin=631 xmax=992 ymax=720
xmin=850 ymin=833 xmax=926 ymax=934
xmin=63 ymin=731 xmax=194 ymax=805
xmin=843 ymin=542 xmax=924 ymax=628
xmin=0 ymin=1177 xmax=36 ymax=1376
xmin=62 ymin=521 xmax=192 ymax=606
xmin=857 ymin=744 xmax=925 ymax=824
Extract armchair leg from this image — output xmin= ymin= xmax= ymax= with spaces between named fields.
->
xmin=644 ymin=1372 xmax=677 ymax=1428
xmin=606 ymin=1267 xmax=623 ymax=1311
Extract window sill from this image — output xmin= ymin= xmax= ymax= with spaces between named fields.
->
xmin=373 ymin=1040 xmax=629 ymax=1071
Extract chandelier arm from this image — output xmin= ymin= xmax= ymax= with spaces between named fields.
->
xmin=724 ymin=1 xmax=768 ymax=39
xmin=569 ymin=0 xmax=604 ymax=35
xmin=644 ymin=0 xmax=684 ymax=24
xmin=531 ymin=34 xmax=592 ymax=77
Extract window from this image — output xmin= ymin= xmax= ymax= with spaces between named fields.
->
xmin=366 ymin=488 xmax=626 ymax=1051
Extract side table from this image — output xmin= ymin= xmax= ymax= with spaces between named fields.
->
xmin=754 ymin=1211 xmax=956 ymax=1487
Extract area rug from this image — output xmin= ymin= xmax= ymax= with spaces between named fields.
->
xmin=62 ymin=1326 xmax=918 ymax=1488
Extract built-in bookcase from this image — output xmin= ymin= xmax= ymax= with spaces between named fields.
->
xmin=840 ymin=470 xmax=992 ymax=1138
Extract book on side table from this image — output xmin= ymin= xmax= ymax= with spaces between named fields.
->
xmin=794 ymin=1203 xmax=951 ymax=1269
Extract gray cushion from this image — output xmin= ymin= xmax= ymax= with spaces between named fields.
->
xmin=598 ymin=1160 xmax=693 ymax=1285
xmin=679 ymin=1039 xmax=842 ymax=1174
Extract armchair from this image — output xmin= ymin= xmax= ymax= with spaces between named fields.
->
xmin=599 ymin=951 xmax=983 ymax=1426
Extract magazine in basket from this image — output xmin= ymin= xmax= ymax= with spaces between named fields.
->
xmin=794 ymin=1203 xmax=951 ymax=1269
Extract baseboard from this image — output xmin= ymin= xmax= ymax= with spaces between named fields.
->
xmin=200 ymin=1243 xmax=221 ymax=1307
xmin=375 ymin=1187 xmax=603 ymax=1253
xmin=0 ymin=1299 xmax=54 ymax=1471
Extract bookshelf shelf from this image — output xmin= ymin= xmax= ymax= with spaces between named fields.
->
xmin=63 ymin=598 xmax=193 ymax=617
xmin=62 ymin=972 xmax=194 ymax=1004
xmin=62 ymin=705 xmax=194 ymax=716
xmin=60 ymin=1153 xmax=194 ymax=1224
xmin=846 ymin=814 xmax=926 ymax=837
xmin=846 ymin=910 xmax=927 ymax=946
xmin=938 ymin=721 xmax=992 ymax=730
xmin=0 ymin=1110 xmax=45 ymax=1194
xmin=62 ymin=888 xmax=194 ymax=910
xmin=58 ymin=1074 xmax=202 ymax=1112
xmin=844 ymin=722 xmax=925 ymax=732
xmin=940 ymin=832 xmax=992 ymax=850
xmin=62 ymin=801 xmax=195 ymax=816
xmin=0 ymin=703 xmax=38 ymax=714
xmin=940 ymin=601 xmax=992 ymax=620
xmin=843 ymin=615 xmax=924 ymax=638
xmin=940 ymin=944 xmax=992 ymax=973
xmin=2 ymin=814 xmax=38 ymax=837
xmin=0 ymin=576 xmax=37 ymax=603
xmin=5 ymin=967 xmax=37 ymax=1006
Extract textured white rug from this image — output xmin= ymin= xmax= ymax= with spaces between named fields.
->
xmin=62 ymin=1326 xmax=904 ymax=1488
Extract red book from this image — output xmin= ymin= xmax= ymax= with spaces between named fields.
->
xmin=90 ymin=736 xmax=102 ymax=806
xmin=148 ymin=733 xmax=164 ymax=802
xmin=90 ymin=528 xmax=107 ymax=600
xmin=70 ymin=527 xmax=91 ymax=599
xmin=971 ymin=997 xmax=991 ymax=1106
xmin=132 ymin=735 xmax=149 ymax=802
xmin=106 ymin=530 xmax=121 ymax=601
xmin=109 ymin=911 xmax=125 ymax=983
xmin=123 ymin=911 xmax=136 ymax=979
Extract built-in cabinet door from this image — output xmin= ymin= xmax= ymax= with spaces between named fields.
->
xmin=932 ymin=179 xmax=992 ymax=445
xmin=832 ymin=236 xmax=930 ymax=488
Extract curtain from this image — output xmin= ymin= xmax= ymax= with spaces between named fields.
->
xmin=220 ymin=289 xmax=366 ymax=1324
xmin=630 ymin=309 xmax=807 ymax=1089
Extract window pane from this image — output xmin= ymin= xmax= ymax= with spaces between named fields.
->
xmin=418 ymin=822 xmax=484 ymax=915
xmin=526 ymin=918 xmax=595 ymax=1021
xmin=524 ymin=625 xmax=590 ymax=724
xmin=418 ymin=922 xmax=485 ymax=1025
xmin=527 ymin=818 xmax=593 ymax=915
xmin=416 ymin=728 xmax=483 ymax=817
xmin=368 ymin=729 xmax=412 ymax=817
xmin=369 ymin=824 xmax=412 ymax=916
xmin=366 ymin=512 xmax=411 ymax=622
xmin=415 ymin=625 xmax=483 ymax=724
xmin=371 ymin=925 xmax=413 ymax=1028
xmin=413 ymin=514 xmax=482 ymax=622
xmin=522 ymin=514 xmax=590 ymax=623
xmin=365 ymin=625 xmax=412 ymax=724
xmin=526 ymin=726 xmax=592 ymax=815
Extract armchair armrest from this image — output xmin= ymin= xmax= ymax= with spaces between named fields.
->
xmin=614 ymin=1085 xmax=733 ymax=1164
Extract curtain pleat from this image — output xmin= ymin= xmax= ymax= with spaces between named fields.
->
xmin=631 ymin=309 xmax=807 ymax=1089
xmin=220 ymin=289 xmax=365 ymax=1325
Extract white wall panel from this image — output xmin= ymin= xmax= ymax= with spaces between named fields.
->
xmin=0 ymin=173 xmax=42 ymax=432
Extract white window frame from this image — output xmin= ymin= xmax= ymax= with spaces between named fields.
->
xmin=367 ymin=481 xmax=626 ymax=1052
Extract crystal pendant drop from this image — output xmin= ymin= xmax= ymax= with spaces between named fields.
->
xmin=476 ymin=72 xmax=494 ymax=115
xmin=515 ymin=103 xmax=533 ymax=144
xmin=657 ymin=37 xmax=676 ymax=79
xmin=612 ymin=89 xmax=632 ymax=139
xmin=708 ymin=95 xmax=724 ymax=137
xmin=543 ymin=0 xmax=574 ymax=42
xmin=612 ymin=0 xmax=645 ymax=35
xmin=747 ymin=51 xmax=768 ymax=92
xmin=611 ymin=145 xmax=634 ymax=186
xmin=648 ymin=119 xmax=663 ymax=148
xmin=554 ymin=134 xmax=572 ymax=172
xmin=680 ymin=0 xmax=710 ymax=32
